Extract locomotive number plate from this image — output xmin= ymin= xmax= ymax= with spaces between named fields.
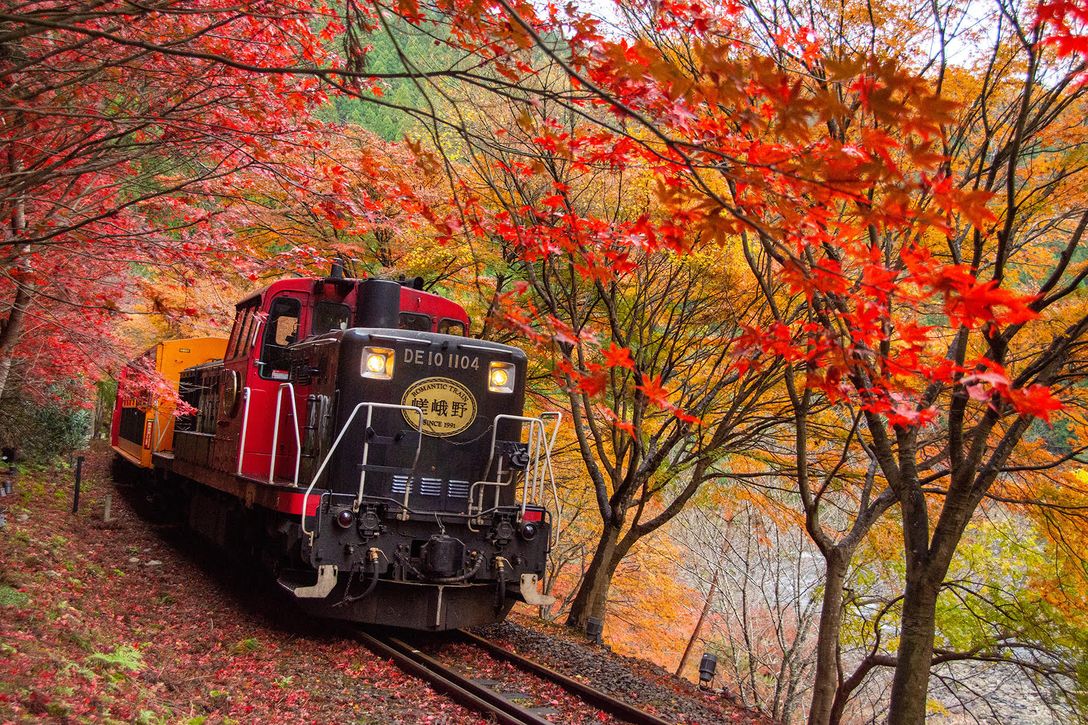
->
xmin=402 ymin=347 xmax=480 ymax=371
xmin=401 ymin=377 xmax=478 ymax=438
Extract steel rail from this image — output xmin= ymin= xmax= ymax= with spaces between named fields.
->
xmin=351 ymin=629 xmax=553 ymax=725
xmin=458 ymin=630 xmax=671 ymax=725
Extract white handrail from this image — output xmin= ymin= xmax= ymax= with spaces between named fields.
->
xmin=468 ymin=460 xmax=516 ymax=529
xmin=301 ymin=402 xmax=424 ymax=541
xmin=153 ymin=409 xmax=169 ymax=451
xmin=298 ymin=406 xmax=561 ymax=545
xmin=468 ymin=412 xmax=562 ymax=547
xmin=236 ymin=387 xmax=251 ymax=475
xmin=269 ymin=383 xmax=302 ymax=485
xmin=539 ymin=412 xmax=562 ymax=548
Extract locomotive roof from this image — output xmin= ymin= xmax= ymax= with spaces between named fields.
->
xmin=298 ymin=327 xmax=525 ymax=359
xmin=234 ymin=276 xmax=464 ymax=312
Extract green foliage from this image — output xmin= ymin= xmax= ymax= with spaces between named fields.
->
xmin=0 ymin=585 xmax=29 ymax=608
xmin=931 ymin=520 xmax=1063 ymax=658
xmin=317 ymin=23 xmax=459 ymax=140
xmin=846 ymin=516 xmax=1087 ymax=714
xmin=231 ymin=637 xmax=261 ymax=654
xmin=47 ymin=599 xmax=71 ymax=622
xmin=88 ymin=644 xmax=146 ymax=674
xmin=45 ymin=702 xmax=70 ymax=718
xmin=137 ymin=710 xmax=166 ymax=725
xmin=96 ymin=378 xmax=118 ymax=438
xmin=0 ymin=391 xmax=90 ymax=461
xmin=1031 ymin=415 xmax=1074 ymax=455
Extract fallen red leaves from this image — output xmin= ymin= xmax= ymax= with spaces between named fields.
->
xmin=0 ymin=445 xmax=483 ymax=723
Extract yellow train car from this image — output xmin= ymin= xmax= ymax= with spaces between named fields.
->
xmin=110 ymin=337 xmax=227 ymax=468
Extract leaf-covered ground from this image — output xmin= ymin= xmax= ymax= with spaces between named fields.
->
xmin=0 ymin=446 xmax=764 ymax=724
xmin=0 ymin=449 xmax=481 ymax=723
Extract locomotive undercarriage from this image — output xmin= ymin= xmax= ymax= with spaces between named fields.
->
xmin=290 ymin=577 xmax=519 ymax=630
xmin=279 ymin=496 xmax=552 ymax=629
xmin=152 ymin=468 xmax=549 ymax=630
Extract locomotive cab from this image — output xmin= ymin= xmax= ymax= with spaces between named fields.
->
xmin=167 ymin=273 xmax=559 ymax=630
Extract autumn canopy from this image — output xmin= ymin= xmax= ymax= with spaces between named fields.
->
xmin=4 ymin=0 xmax=1088 ymax=721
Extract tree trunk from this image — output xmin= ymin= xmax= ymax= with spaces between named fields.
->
xmin=565 ymin=522 xmax=623 ymax=631
xmin=0 ymin=148 xmax=30 ymax=402
xmin=807 ymin=548 xmax=850 ymax=725
xmin=0 ymin=280 xmax=31 ymax=401
xmin=676 ymin=563 xmax=720 ymax=677
xmin=887 ymin=573 xmax=940 ymax=725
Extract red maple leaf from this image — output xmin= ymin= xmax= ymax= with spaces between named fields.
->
xmin=946 ymin=281 xmax=1039 ymax=329
xmin=602 ymin=342 xmax=635 ymax=369
xmin=575 ymin=371 xmax=608 ymax=396
xmin=636 ymin=374 xmax=671 ymax=407
xmin=1004 ymin=384 xmax=1063 ymax=424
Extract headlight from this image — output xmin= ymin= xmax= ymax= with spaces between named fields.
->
xmin=488 ymin=361 xmax=515 ymax=393
xmin=361 ymin=346 xmax=394 ymax=380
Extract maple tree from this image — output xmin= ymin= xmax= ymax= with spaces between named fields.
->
xmin=665 ymin=0 xmax=1088 ymax=719
xmin=1 ymin=1 xmax=337 ymax=404
xmin=459 ymin=124 xmax=789 ymax=631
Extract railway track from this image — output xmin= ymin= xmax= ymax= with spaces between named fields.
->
xmin=351 ymin=628 xmax=671 ymax=725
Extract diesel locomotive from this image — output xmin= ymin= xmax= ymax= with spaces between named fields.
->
xmin=111 ymin=269 xmax=559 ymax=630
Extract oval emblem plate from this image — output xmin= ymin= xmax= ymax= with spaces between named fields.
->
xmin=401 ymin=377 xmax=478 ymax=438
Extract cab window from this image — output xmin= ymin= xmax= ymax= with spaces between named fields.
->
xmin=227 ymin=305 xmax=258 ymax=359
xmin=226 ymin=313 xmax=243 ymax=359
xmin=240 ymin=309 xmax=258 ymax=357
xmin=313 ymin=301 xmax=351 ymax=335
xmin=259 ymin=297 xmax=301 ymax=379
xmin=399 ymin=312 xmax=432 ymax=332
xmin=438 ymin=318 xmax=466 ymax=336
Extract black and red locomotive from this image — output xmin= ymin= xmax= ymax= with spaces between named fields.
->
xmin=112 ymin=269 xmax=559 ymax=630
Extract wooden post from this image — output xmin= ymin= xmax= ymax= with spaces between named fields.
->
xmin=72 ymin=455 xmax=83 ymax=514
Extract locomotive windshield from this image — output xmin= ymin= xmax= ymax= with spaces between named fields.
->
xmin=438 ymin=318 xmax=465 ymax=336
xmin=313 ymin=301 xmax=351 ymax=334
xmin=399 ymin=312 xmax=432 ymax=331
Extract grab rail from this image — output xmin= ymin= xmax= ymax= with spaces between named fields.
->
xmin=469 ymin=412 xmax=562 ymax=547
xmin=301 ymin=402 xmax=424 ymax=541
xmin=269 ymin=383 xmax=302 ymax=485
xmin=235 ymin=387 xmax=251 ymax=475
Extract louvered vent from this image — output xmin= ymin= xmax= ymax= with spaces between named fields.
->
xmin=419 ymin=477 xmax=443 ymax=496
